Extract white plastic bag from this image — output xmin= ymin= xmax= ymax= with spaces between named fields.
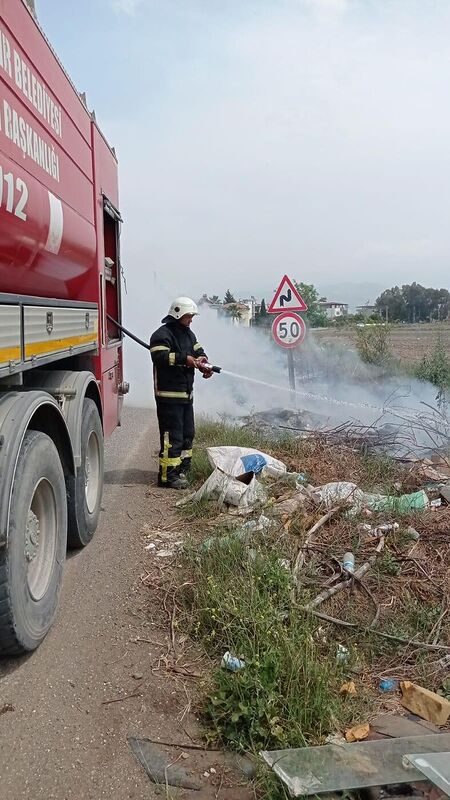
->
xmin=192 ymin=467 xmax=267 ymax=510
xmin=314 ymin=482 xmax=429 ymax=515
xmin=313 ymin=481 xmax=362 ymax=510
xmin=207 ymin=446 xmax=286 ymax=478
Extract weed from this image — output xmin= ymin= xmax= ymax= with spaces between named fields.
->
xmin=356 ymin=325 xmax=392 ymax=366
xmin=441 ymin=678 xmax=450 ymax=701
xmin=358 ymin=454 xmax=397 ymax=492
xmin=178 ymin=497 xmax=211 ymax=522
xmin=414 ymin=337 xmax=450 ymax=390
xmin=377 ymin=550 xmax=402 ymax=577
xmin=382 ymin=593 xmax=442 ymax=642
xmin=183 ymin=535 xmax=341 ymax=751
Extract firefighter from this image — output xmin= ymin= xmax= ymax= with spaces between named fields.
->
xmin=150 ymin=297 xmax=213 ymax=489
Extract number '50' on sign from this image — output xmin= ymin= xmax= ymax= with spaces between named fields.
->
xmin=272 ymin=311 xmax=306 ymax=349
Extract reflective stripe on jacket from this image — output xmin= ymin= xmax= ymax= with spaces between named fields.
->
xmin=149 ymin=317 xmax=207 ymax=402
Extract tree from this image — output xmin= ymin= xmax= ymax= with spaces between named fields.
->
xmin=294 ymin=281 xmax=328 ymax=328
xmin=402 ymin=282 xmax=428 ymax=323
xmin=210 ymin=294 xmax=220 ymax=304
xmin=376 ymin=284 xmax=450 ymax=323
xmin=375 ymin=286 xmax=406 ymax=322
xmin=254 ymin=298 xmax=270 ymax=327
xmin=224 ymin=289 xmax=236 ymax=304
xmin=226 ymin=303 xmax=242 ymax=324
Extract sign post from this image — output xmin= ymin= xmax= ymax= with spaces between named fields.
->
xmin=287 ymin=349 xmax=296 ymax=398
xmin=269 ymin=277 xmax=308 ymax=404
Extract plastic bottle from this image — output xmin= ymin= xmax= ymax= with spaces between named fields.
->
xmin=343 ymin=552 xmax=355 ymax=573
xmin=336 ymin=644 xmax=350 ymax=664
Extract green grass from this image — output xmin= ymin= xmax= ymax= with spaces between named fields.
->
xmin=377 ymin=549 xmax=402 ymax=577
xmin=361 ymin=589 xmax=444 ymax=662
xmin=384 ymin=593 xmax=443 ymax=641
xmin=355 ymin=323 xmax=450 ymax=396
xmin=182 ymin=533 xmax=344 ymax=754
xmin=356 ymin=325 xmax=392 ymax=367
xmin=357 ymin=454 xmax=398 ymax=493
xmin=413 ymin=338 xmax=450 ymax=390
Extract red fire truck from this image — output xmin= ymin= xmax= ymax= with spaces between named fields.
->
xmin=0 ymin=0 xmax=127 ymax=653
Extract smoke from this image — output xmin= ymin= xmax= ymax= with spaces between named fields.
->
xmin=123 ymin=285 xmax=445 ymax=446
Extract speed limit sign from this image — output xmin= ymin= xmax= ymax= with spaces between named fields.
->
xmin=272 ymin=311 xmax=306 ymax=349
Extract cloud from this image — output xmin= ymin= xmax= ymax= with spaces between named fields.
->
xmin=101 ymin=0 xmax=450 ymax=297
xmin=355 ymin=239 xmax=445 ymax=266
xmin=111 ymin=0 xmax=143 ymax=15
xmin=303 ymin=0 xmax=351 ymax=17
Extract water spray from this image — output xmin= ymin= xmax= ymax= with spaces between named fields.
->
xmin=219 ymin=368 xmax=422 ymax=422
xmin=108 ymin=315 xmax=423 ymax=422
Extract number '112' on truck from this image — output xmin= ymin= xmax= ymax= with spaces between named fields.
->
xmin=0 ymin=0 xmax=128 ymax=654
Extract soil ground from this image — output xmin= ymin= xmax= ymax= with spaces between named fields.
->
xmin=312 ymin=322 xmax=450 ymax=365
xmin=0 ymin=407 xmax=253 ymax=800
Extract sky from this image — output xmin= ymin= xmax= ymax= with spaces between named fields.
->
xmin=37 ymin=0 xmax=450 ymax=309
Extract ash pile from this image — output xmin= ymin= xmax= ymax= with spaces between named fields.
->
xmin=240 ymin=404 xmax=450 ymax=465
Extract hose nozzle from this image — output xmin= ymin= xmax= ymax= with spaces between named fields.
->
xmin=204 ymin=363 xmax=222 ymax=374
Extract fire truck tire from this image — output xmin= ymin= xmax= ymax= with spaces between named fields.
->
xmin=67 ymin=398 xmax=104 ymax=548
xmin=0 ymin=430 xmax=67 ymax=654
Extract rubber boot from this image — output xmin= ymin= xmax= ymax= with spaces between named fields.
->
xmin=179 ymin=458 xmax=192 ymax=483
xmin=158 ymin=468 xmax=188 ymax=490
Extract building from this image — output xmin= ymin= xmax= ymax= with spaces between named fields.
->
xmin=198 ymin=294 xmax=257 ymax=326
xmin=356 ymin=303 xmax=380 ymax=319
xmin=318 ymin=300 xmax=348 ymax=320
xmin=240 ymin=298 xmax=257 ymax=322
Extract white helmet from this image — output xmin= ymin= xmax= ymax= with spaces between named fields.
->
xmin=167 ymin=297 xmax=198 ymax=320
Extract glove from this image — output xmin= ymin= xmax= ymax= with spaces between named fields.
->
xmin=196 ymin=356 xmax=214 ymax=378
xmin=195 ymin=356 xmax=209 ymax=373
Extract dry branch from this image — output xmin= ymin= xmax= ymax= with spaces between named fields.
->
xmin=301 ymin=607 xmax=450 ymax=652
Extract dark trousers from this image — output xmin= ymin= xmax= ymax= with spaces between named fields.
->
xmin=156 ymin=401 xmax=195 ymax=483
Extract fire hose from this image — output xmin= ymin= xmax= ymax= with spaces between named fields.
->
xmin=106 ymin=314 xmax=222 ymax=373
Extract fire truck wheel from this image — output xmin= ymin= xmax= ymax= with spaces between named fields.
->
xmin=67 ymin=398 xmax=104 ymax=548
xmin=0 ymin=430 xmax=67 ymax=654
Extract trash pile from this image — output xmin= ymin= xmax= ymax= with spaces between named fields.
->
xmin=179 ymin=439 xmax=450 ymax=797
xmin=262 ymin=680 xmax=450 ymax=797
xmin=178 ymin=444 xmax=449 ymax=518
xmin=177 ymin=446 xmax=287 ymax=514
